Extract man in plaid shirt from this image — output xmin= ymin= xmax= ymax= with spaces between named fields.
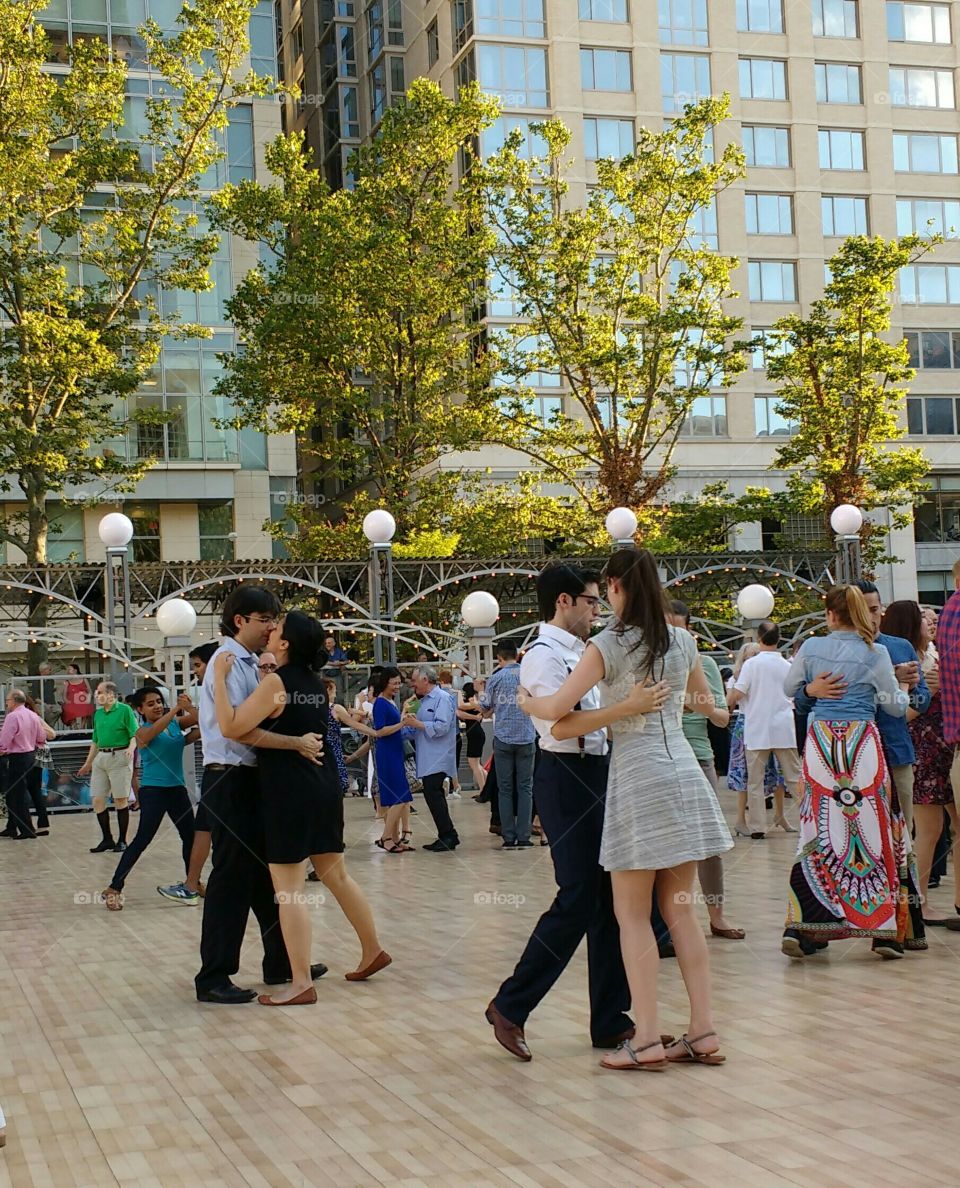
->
xmin=938 ymin=559 xmax=960 ymax=808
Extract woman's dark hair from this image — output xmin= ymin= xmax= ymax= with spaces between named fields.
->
xmin=535 ymin=563 xmax=601 ymax=621
xmin=371 ymin=666 xmax=401 ymax=696
xmin=219 ymin=583 xmax=282 ymax=638
xmin=130 ymin=686 xmax=166 ymax=712
xmin=67 ymin=662 xmax=81 ymax=675
xmin=880 ymin=600 xmax=924 ymax=656
xmin=604 ymin=548 xmax=671 ymax=676
xmin=757 ymin=620 xmax=781 ymax=647
xmin=189 ymin=641 xmax=218 ymax=664
xmin=279 ymin=610 xmax=328 ymax=671
xmin=462 ymin=680 xmax=477 ymax=700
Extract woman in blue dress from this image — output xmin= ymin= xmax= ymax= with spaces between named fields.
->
xmin=371 ymin=667 xmax=414 ymax=852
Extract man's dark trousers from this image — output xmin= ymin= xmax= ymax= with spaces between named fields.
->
xmin=493 ymin=751 xmax=632 ymax=1043
xmin=195 ymin=764 xmax=291 ymax=992
xmin=4 ymin=752 xmax=36 ymax=838
xmin=421 ymin=771 xmax=458 ymax=844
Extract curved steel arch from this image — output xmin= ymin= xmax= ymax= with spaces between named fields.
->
xmin=0 ymin=579 xmax=106 ymax=626
xmin=393 ymin=565 xmax=541 ymax=617
xmin=662 ymin=562 xmax=828 ymax=598
xmin=131 ymin=572 xmax=374 ymax=625
xmin=0 ymin=625 xmax=156 ymax=677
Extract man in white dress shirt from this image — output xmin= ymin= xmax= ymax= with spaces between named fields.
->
xmin=485 ymin=564 xmax=634 ymax=1060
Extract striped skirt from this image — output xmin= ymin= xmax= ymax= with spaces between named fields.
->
xmin=785 ymin=720 xmax=923 ymax=944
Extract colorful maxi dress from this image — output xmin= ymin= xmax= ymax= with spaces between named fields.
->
xmin=785 ymin=719 xmax=923 ymax=946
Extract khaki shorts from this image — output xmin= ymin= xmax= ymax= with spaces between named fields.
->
xmin=91 ymin=749 xmax=133 ymax=805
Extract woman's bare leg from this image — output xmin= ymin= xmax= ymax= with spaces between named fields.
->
xmin=312 ymin=852 xmax=383 ymax=969
xmin=657 ymin=863 xmax=719 ymax=1055
xmin=607 ymin=869 xmax=662 ymax=1067
xmin=265 ymin=861 xmax=312 ymax=1002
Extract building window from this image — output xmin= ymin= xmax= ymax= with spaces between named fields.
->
xmin=736 ymin=0 xmax=783 ymax=32
xmin=47 ymin=505 xmax=85 ymax=563
xmin=742 ymin=125 xmax=790 ymax=166
xmin=583 ymin=46 xmax=632 ymax=92
xmin=812 ymin=0 xmax=858 ymax=37
xmin=659 ymin=0 xmax=708 ymax=44
xmin=249 ymin=0 xmax=277 ymax=79
xmin=751 ymin=327 xmax=789 ymax=369
xmin=918 ymin=569 xmax=956 ymax=606
xmin=815 ymin=61 xmax=861 ymax=103
xmin=893 ymin=131 xmax=958 ymax=173
xmin=453 ymin=0 xmax=473 ymax=49
xmin=904 ymin=329 xmax=960 ymax=369
xmin=755 ymin=395 xmax=797 ymax=435
xmin=680 ymin=395 xmax=727 ymax=436
xmin=748 ymin=260 xmax=797 ymax=301
xmin=915 ymin=476 xmax=960 ymax=543
xmin=580 ymin=0 xmax=627 ymax=20
xmin=739 ymin=57 xmax=787 ymax=100
xmin=291 ymin=18 xmax=304 ymax=60
xmin=661 ymin=51 xmax=709 ymax=109
xmin=269 ymin=477 xmax=295 ymax=560
xmin=900 ymin=263 xmax=960 ymax=304
xmin=907 ymin=395 xmax=960 ymax=435
xmin=887 ymin=2 xmax=951 ymax=43
xmin=889 ymin=66 xmax=955 ymax=108
xmin=488 ymin=266 xmax=522 ymax=317
xmin=818 ymin=127 xmax=865 ymax=169
xmin=227 ymin=105 xmax=254 ymax=183
xmin=482 ymin=116 xmax=548 ymax=158
xmin=897 ymin=198 xmax=960 ymax=238
xmin=480 ymin=44 xmax=549 ymax=105
xmin=688 ymin=199 xmax=718 ymax=249
xmin=584 ymin=116 xmax=634 ymax=159
xmin=495 ymin=334 xmax=562 ymax=389
xmin=427 ymin=17 xmax=439 ymax=65
xmin=822 ymin=194 xmax=868 ymax=235
xmin=127 ymin=502 xmax=161 ymax=562
xmin=477 ymin=0 xmax=546 ymax=39
xmin=745 ymin=192 xmax=793 ymax=235
xmin=198 ymin=500 xmax=235 ymax=561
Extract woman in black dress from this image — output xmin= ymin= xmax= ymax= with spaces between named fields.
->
xmin=213 ymin=610 xmax=390 ymax=1005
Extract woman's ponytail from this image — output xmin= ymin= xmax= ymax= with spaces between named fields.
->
xmin=844 ymin=585 xmax=875 ymax=649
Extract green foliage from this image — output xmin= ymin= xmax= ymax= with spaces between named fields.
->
xmin=476 ymin=97 xmax=748 ymax=515
xmin=0 ymin=0 xmax=271 ymax=564
xmin=213 ymin=79 xmax=502 ymax=517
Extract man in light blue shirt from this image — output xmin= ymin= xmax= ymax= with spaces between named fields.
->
xmin=481 ymin=642 xmax=537 ymax=848
xmin=403 ymin=665 xmax=459 ymax=851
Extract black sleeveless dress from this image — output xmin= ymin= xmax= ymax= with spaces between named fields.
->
xmin=257 ymin=665 xmax=344 ymax=862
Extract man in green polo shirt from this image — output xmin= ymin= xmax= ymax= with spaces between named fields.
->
xmin=78 ymin=681 xmax=139 ymax=854
xmin=667 ymin=601 xmax=744 ymax=941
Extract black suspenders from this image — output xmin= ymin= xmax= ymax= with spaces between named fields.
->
xmin=525 ymin=639 xmax=587 ymax=758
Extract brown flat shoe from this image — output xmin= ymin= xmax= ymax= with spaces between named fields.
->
xmin=485 ymin=1000 xmax=531 ymax=1061
xmin=345 ymin=951 xmax=393 ymax=981
xmin=257 ymin=986 xmax=318 ymax=1006
xmin=710 ymin=923 xmax=746 ymax=940
xmin=102 ymin=888 xmax=123 ymax=911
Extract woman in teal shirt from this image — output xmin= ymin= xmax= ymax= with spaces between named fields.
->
xmin=102 ymin=688 xmax=199 ymax=911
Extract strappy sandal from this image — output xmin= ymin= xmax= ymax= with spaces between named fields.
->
xmin=401 ymin=830 xmax=414 ymax=846
xmin=599 ymin=1038 xmax=668 ymax=1072
xmin=382 ymin=841 xmax=404 ymax=853
xmin=664 ymin=1032 xmax=725 ymax=1066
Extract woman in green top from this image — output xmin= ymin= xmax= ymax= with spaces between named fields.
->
xmin=78 ymin=681 xmax=140 ymax=854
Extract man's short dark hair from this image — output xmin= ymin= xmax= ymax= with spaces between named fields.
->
xmin=496 ymin=641 xmax=519 ymax=661
xmin=219 ymin=583 xmax=282 ymax=637
xmin=536 ymin=563 xmax=601 ymax=621
xmin=852 ymin=579 xmax=880 ymax=597
xmin=758 ymin=620 xmax=781 ymax=646
xmin=669 ymin=600 xmax=690 ymax=624
xmin=189 ymin=642 xmax=218 ymax=664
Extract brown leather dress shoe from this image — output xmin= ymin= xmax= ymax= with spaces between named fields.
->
xmin=485 ymin=1000 xmax=531 ymax=1061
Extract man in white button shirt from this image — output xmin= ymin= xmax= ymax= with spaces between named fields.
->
xmin=486 ymin=564 xmax=635 ymax=1060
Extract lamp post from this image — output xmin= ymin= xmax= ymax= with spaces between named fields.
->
xmin=155 ymin=597 xmax=197 ymax=794
xmin=98 ymin=512 xmax=134 ymax=680
xmin=461 ymin=591 xmax=500 ymax=681
xmin=605 ymin=506 xmax=638 ymax=550
xmin=736 ymin=583 xmax=775 ymax=643
xmin=363 ymin=509 xmax=396 ymax=666
xmin=830 ymin=503 xmax=864 ymax=584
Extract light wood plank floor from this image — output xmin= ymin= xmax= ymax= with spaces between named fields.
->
xmin=2 ymin=792 xmax=960 ymax=1187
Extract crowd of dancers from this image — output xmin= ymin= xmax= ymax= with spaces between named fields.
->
xmin=2 ymin=552 xmax=960 ymax=1065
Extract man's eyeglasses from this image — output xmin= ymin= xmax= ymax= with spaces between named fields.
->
xmin=243 ymin=614 xmax=278 ymax=626
xmin=259 ymin=663 xmax=278 ymax=673
xmin=572 ymin=595 xmax=602 ymax=608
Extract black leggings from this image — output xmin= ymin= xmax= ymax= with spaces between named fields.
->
xmin=109 ymin=784 xmax=195 ymax=892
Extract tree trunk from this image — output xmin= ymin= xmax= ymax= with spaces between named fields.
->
xmin=23 ymin=476 xmax=50 ymax=673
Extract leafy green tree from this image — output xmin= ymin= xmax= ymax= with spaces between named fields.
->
xmin=212 ymin=79 xmax=502 ymax=524
xmin=476 ymin=96 xmax=747 ymax=517
xmin=0 ymin=0 xmax=271 ymax=658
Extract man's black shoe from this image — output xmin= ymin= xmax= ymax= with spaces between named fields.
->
xmin=516 ymin=840 xmax=534 ymax=848
xmin=0 ymin=828 xmax=16 ymax=838
xmin=90 ymin=838 xmax=115 ymax=853
xmin=424 ymin=838 xmax=458 ymax=852
xmin=113 ymin=841 xmax=127 ymax=852
xmin=197 ymin=984 xmax=257 ymax=1004
xmin=263 ymin=963 xmax=328 ymax=986
xmin=500 ymin=840 xmax=518 ymax=850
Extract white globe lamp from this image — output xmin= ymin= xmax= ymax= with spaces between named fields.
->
xmin=736 ymin=584 xmax=775 ymax=622
xmin=461 ymin=591 xmax=500 ymax=628
xmin=605 ymin=506 xmax=638 ymax=544
xmin=362 ymin=509 xmax=396 ymax=545
xmin=830 ymin=504 xmax=863 ymax=536
xmin=155 ymin=598 xmax=197 ymax=638
xmin=98 ymin=512 xmax=134 ymax=549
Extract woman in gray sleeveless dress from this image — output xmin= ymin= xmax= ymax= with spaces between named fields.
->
xmin=521 ymin=549 xmax=733 ymax=1071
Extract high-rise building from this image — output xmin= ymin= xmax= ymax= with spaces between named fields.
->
xmin=280 ymin=0 xmax=960 ymax=602
xmin=11 ymin=0 xmax=298 ymax=567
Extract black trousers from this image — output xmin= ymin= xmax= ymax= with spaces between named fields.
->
xmin=421 ymin=771 xmax=457 ymax=842
xmin=110 ymin=784 xmax=194 ymax=892
xmin=195 ymin=765 xmax=291 ymax=992
xmin=5 ymin=752 xmax=37 ymax=838
xmin=26 ymin=759 xmax=49 ymax=829
xmin=494 ymin=752 xmax=632 ymax=1042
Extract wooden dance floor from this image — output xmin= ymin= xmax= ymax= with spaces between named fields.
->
xmin=2 ymin=795 xmax=960 ymax=1187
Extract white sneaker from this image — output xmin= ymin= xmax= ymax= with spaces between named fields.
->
xmin=448 ymin=788 xmax=462 ymax=799
xmin=442 ymin=777 xmax=451 ymax=796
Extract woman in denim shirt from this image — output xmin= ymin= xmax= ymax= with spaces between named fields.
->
xmin=780 ymin=585 xmax=918 ymax=960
